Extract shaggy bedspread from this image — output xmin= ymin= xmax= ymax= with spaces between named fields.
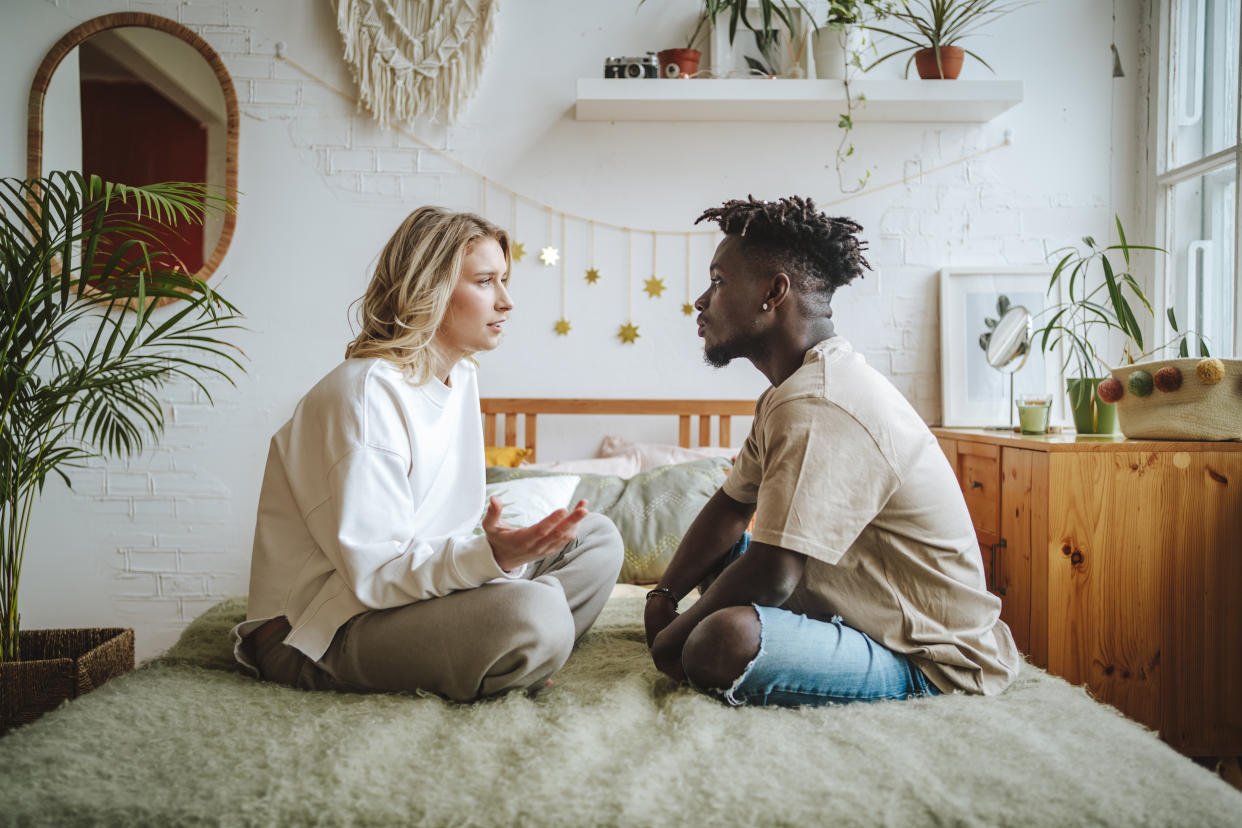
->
xmin=2 ymin=590 xmax=1241 ymax=827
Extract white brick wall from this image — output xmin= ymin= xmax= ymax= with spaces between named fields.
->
xmin=3 ymin=0 xmax=1143 ymax=659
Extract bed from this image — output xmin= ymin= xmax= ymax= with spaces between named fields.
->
xmin=1 ymin=399 xmax=1240 ymax=827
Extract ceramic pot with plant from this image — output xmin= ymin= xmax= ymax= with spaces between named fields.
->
xmin=656 ymin=10 xmax=709 ymax=77
xmin=0 ymin=171 xmax=245 ymax=728
xmin=1032 ymin=216 xmax=1199 ymax=435
xmin=813 ymin=0 xmax=887 ymax=79
xmin=865 ymin=0 xmax=1028 ymax=79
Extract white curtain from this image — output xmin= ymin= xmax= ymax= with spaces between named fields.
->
xmin=334 ymin=0 xmax=497 ymax=126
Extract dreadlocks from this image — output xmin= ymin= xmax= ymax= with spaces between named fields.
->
xmin=695 ymin=195 xmax=870 ymax=301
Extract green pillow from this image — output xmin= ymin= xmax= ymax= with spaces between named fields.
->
xmin=486 ymin=457 xmax=731 ymax=583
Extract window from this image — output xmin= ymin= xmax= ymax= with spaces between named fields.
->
xmin=1157 ymin=0 xmax=1240 ymax=357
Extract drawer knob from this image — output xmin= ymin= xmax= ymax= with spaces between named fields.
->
xmin=970 ymin=480 xmax=983 ymax=489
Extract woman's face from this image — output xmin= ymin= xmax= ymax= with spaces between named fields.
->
xmin=436 ymin=237 xmax=513 ymax=360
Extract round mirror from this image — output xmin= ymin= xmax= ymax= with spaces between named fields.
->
xmin=985 ymin=305 xmax=1032 ymax=374
xmin=27 ymin=13 xmax=238 ymax=285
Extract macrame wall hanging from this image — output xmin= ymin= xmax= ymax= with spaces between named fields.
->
xmin=334 ymin=0 xmax=496 ymax=125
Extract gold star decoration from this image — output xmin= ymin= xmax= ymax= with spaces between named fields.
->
xmin=554 ymin=318 xmax=571 ymax=336
xmin=539 ymin=246 xmax=560 ymax=267
xmin=643 ymin=276 xmax=666 ymax=298
xmin=584 ymin=267 xmax=600 ymax=284
xmin=617 ymin=322 xmax=640 ymax=344
xmin=511 ymin=242 xmax=526 ymax=263
xmin=682 ymin=302 xmax=695 ymax=316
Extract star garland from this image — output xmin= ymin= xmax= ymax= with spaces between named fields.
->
xmin=644 ymin=233 xmax=665 ymax=298
xmin=555 ymin=214 xmax=570 ymax=336
xmin=510 ymin=196 xmax=525 ymax=262
xmin=585 ymin=221 xmax=600 ymax=284
xmin=682 ymin=233 xmax=695 ymax=316
xmin=618 ymin=229 xmax=639 ymax=345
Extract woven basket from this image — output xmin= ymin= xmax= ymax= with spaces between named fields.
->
xmin=0 ymin=627 xmax=135 ymax=734
xmin=1109 ymin=358 xmax=1242 ymax=441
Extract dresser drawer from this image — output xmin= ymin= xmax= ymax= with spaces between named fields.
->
xmin=959 ymin=445 xmax=1000 ymax=537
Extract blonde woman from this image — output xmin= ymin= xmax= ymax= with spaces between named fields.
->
xmin=231 ymin=206 xmax=623 ymax=701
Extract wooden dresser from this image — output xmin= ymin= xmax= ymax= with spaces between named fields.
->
xmin=931 ymin=428 xmax=1242 ymax=757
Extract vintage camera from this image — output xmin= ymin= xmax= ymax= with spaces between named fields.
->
xmin=604 ymin=52 xmax=660 ymax=79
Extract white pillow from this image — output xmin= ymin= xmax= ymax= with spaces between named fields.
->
xmin=597 ymin=435 xmax=736 ymax=472
xmin=523 ymin=453 xmax=643 ymax=478
xmin=479 ymin=474 xmax=581 ymax=529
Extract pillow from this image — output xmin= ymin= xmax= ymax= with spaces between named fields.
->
xmin=484 ymin=445 xmax=532 ymax=468
xmin=523 ymin=452 xmax=643 ymax=478
xmin=487 ymin=457 xmax=731 ymax=583
xmin=597 ymin=435 xmax=736 ymax=472
xmin=478 ymin=474 xmax=580 ymax=530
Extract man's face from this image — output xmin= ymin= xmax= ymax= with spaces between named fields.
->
xmin=694 ymin=235 xmax=770 ymax=368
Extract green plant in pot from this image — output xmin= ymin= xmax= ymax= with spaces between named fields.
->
xmin=656 ymin=11 xmax=711 ymax=78
xmin=864 ymin=0 xmax=1029 ymax=79
xmin=1033 ymin=216 xmax=1199 ymax=434
xmin=1 ymin=171 xmax=244 ymax=727
xmin=813 ymin=0 xmax=892 ymax=192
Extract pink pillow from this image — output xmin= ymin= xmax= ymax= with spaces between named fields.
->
xmin=524 ymin=452 xmax=643 ymax=478
xmin=597 ymin=435 xmax=736 ymax=472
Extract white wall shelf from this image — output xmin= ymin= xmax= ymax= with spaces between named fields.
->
xmin=575 ymin=78 xmax=1023 ymax=123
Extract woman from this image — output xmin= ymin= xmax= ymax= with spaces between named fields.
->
xmin=231 ymin=206 xmax=623 ymax=701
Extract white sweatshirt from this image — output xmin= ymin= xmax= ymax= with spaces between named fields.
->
xmin=231 ymin=357 xmax=519 ymax=666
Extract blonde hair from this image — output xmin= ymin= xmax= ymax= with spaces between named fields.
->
xmin=345 ymin=206 xmax=510 ymax=382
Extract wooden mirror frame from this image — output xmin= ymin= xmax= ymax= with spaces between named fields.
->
xmin=27 ymin=12 xmax=240 ymax=285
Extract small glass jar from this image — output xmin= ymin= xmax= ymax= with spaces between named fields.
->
xmin=1016 ymin=394 xmax=1053 ymax=434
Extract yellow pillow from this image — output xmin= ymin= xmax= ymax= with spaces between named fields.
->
xmin=485 ymin=446 xmax=532 ymax=468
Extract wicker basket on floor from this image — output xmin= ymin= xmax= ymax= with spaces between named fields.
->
xmin=0 ymin=628 xmax=135 ymax=734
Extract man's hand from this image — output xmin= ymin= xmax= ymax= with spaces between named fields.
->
xmin=644 ymin=594 xmax=678 ymax=648
xmin=483 ymin=497 xmax=589 ymax=572
xmin=650 ymin=623 xmax=688 ymax=683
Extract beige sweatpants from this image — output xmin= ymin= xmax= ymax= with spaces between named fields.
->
xmin=252 ymin=513 xmax=623 ymax=701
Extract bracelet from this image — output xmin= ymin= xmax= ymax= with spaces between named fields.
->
xmin=645 ymin=586 xmax=678 ymax=609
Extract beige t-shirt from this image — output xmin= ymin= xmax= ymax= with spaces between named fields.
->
xmin=721 ymin=337 xmax=1020 ymax=695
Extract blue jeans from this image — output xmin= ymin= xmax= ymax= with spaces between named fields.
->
xmin=691 ymin=534 xmax=941 ymax=707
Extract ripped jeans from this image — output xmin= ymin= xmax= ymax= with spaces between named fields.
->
xmin=691 ymin=534 xmax=941 ymax=707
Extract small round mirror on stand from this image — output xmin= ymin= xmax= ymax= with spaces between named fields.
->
xmin=984 ymin=305 xmax=1032 ymax=428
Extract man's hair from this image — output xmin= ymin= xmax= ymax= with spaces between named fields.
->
xmin=345 ymin=205 xmax=510 ymax=383
xmin=695 ymin=195 xmax=870 ymax=299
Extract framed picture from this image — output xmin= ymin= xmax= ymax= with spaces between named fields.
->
xmin=939 ymin=267 xmax=1065 ymax=428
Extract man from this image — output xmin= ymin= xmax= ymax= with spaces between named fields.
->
xmin=645 ymin=195 xmax=1019 ymax=706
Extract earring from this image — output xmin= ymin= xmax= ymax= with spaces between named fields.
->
xmin=762 ymin=303 xmax=770 ymax=311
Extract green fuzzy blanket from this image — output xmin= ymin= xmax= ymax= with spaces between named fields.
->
xmin=2 ymin=592 xmax=1240 ymax=827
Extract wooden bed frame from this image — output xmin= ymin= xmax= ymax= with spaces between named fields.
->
xmin=480 ymin=398 xmax=754 ymax=461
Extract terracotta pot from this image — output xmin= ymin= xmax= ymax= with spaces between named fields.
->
xmin=914 ymin=45 xmax=965 ymax=79
xmin=657 ymin=48 xmax=702 ymax=79
xmin=0 ymin=627 xmax=135 ymax=733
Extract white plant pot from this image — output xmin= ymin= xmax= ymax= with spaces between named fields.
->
xmin=812 ymin=25 xmax=870 ymax=80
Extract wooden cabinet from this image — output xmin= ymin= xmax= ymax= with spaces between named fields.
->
xmin=933 ymin=428 xmax=1242 ymax=757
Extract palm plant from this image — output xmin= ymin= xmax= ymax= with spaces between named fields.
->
xmin=1034 ymin=216 xmax=1205 ymax=411
xmin=864 ymin=0 xmax=1029 ymax=77
xmin=1 ymin=171 xmax=245 ymax=662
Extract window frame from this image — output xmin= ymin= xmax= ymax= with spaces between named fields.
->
xmin=1152 ymin=0 xmax=1242 ymax=357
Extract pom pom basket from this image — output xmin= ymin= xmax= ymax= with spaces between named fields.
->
xmin=1108 ymin=358 xmax=1242 ymax=441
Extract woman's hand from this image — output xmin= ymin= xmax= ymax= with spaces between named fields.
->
xmin=483 ymin=497 xmax=589 ymax=573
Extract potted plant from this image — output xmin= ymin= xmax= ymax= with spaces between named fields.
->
xmin=1 ymin=171 xmax=245 ymax=731
xmin=864 ymin=0 xmax=1029 ymax=79
xmin=701 ymin=0 xmax=817 ymax=77
xmin=1033 ymin=216 xmax=1199 ymax=434
xmin=813 ymin=0 xmax=889 ymax=79
xmin=810 ymin=0 xmax=892 ymax=192
xmin=657 ymin=12 xmax=710 ymax=78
